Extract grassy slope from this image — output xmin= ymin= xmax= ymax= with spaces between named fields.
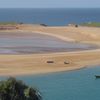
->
xmin=0 ymin=22 xmax=18 ymax=25
xmin=81 ymin=22 xmax=100 ymax=27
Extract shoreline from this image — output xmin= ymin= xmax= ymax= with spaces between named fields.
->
xmin=0 ymin=25 xmax=100 ymax=76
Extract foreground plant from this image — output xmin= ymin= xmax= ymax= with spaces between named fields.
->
xmin=0 ymin=77 xmax=42 ymax=100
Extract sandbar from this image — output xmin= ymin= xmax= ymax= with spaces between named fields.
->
xmin=0 ymin=25 xmax=100 ymax=76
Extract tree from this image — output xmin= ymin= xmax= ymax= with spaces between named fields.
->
xmin=0 ymin=77 xmax=42 ymax=100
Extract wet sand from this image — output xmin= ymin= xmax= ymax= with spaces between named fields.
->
xmin=0 ymin=31 xmax=96 ymax=54
xmin=0 ymin=25 xmax=100 ymax=76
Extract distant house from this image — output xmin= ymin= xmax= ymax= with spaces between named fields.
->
xmin=68 ymin=24 xmax=78 ymax=28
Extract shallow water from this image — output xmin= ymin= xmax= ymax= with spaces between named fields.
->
xmin=0 ymin=66 xmax=100 ymax=100
xmin=0 ymin=32 xmax=95 ymax=54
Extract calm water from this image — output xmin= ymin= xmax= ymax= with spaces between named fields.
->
xmin=0 ymin=66 xmax=100 ymax=100
xmin=0 ymin=8 xmax=100 ymax=26
xmin=0 ymin=32 xmax=95 ymax=54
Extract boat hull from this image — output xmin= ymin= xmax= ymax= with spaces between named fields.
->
xmin=95 ymin=75 xmax=100 ymax=78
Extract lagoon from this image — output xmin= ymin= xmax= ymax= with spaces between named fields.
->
xmin=20 ymin=66 xmax=100 ymax=100
xmin=0 ymin=66 xmax=100 ymax=100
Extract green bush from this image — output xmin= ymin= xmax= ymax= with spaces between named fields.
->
xmin=81 ymin=22 xmax=100 ymax=27
xmin=0 ymin=77 xmax=42 ymax=100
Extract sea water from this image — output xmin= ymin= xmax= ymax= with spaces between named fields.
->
xmin=0 ymin=8 xmax=100 ymax=26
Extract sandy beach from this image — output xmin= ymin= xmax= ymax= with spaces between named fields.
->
xmin=0 ymin=25 xmax=100 ymax=76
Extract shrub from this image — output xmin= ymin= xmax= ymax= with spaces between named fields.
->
xmin=0 ymin=77 xmax=42 ymax=100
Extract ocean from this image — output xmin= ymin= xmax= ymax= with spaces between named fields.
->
xmin=0 ymin=8 xmax=100 ymax=26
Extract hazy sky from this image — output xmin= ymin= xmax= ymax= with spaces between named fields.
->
xmin=0 ymin=0 xmax=100 ymax=8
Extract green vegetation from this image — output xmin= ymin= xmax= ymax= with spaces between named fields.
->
xmin=0 ymin=22 xmax=18 ymax=25
xmin=81 ymin=22 xmax=100 ymax=27
xmin=0 ymin=77 xmax=42 ymax=100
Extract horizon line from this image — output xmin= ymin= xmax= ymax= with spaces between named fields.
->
xmin=0 ymin=7 xmax=100 ymax=9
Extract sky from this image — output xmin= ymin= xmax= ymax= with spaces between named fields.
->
xmin=0 ymin=0 xmax=100 ymax=8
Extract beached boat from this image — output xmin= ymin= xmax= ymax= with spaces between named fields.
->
xmin=95 ymin=75 xmax=100 ymax=78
